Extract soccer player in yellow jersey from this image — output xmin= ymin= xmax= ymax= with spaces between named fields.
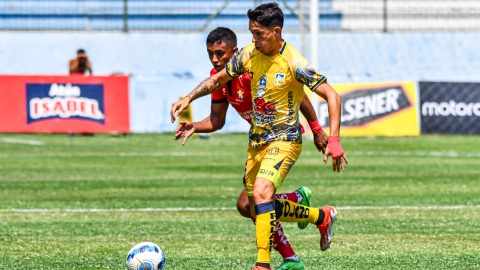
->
xmin=171 ymin=3 xmax=348 ymax=269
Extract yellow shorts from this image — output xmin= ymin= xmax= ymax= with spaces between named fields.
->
xmin=244 ymin=141 xmax=302 ymax=196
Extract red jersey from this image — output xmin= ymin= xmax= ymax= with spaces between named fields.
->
xmin=210 ymin=68 xmax=253 ymax=123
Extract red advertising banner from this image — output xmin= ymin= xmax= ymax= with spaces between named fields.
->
xmin=0 ymin=75 xmax=130 ymax=133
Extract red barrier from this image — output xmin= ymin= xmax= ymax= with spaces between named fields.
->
xmin=0 ymin=75 xmax=130 ymax=133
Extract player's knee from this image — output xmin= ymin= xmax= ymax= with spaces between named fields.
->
xmin=236 ymin=198 xmax=251 ymax=218
xmin=253 ymin=178 xmax=275 ymax=203
xmin=252 ymin=188 xmax=271 ymax=203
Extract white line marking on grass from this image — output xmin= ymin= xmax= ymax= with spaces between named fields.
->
xmin=3 ymin=205 xmax=480 ymax=213
xmin=5 ymin=207 xmax=238 ymax=213
xmin=348 ymin=151 xmax=480 ymax=158
xmin=302 ymin=151 xmax=480 ymax=158
xmin=1 ymin=138 xmax=44 ymax=145
xmin=336 ymin=205 xmax=480 ymax=210
xmin=2 ymin=150 xmax=478 ymax=158
xmin=0 ymin=152 xmax=236 ymax=158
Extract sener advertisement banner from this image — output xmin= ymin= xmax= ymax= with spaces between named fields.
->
xmin=0 ymin=75 xmax=130 ymax=133
xmin=318 ymin=82 xmax=419 ymax=136
xmin=420 ymin=82 xmax=480 ymax=134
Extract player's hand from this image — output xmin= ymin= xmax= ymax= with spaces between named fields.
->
xmin=323 ymin=136 xmax=348 ymax=173
xmin=324 ymin=147 xmax=348 ymax=173
xmin=313 ymin=130 xmax=329 ymax=153
xmin=175 ymin=121 xmax=195 ymax=145
xmin=170 ymin=97 xmax=190 ymax=123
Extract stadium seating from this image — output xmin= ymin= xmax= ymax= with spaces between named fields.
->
xmin=0 ymin=0 xmax=341 ymax=31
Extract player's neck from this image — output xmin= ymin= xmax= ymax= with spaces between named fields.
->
xmin=264 ymin=39 xmax=284 ymax=57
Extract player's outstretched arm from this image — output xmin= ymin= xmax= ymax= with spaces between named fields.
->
xmin=170 ymin=69 xmax=232 ymax=123
xmin=312 ymin=82 xmax=349 ymax=173
xmin=175 ymin=102 xmax=229 ymax=145
xmin=299 ymin=93 xmax=328 ymax=153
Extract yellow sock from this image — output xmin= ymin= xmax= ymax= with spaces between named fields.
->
xmin=254 ymin=201 xmax=276 ymax=265
xmin=275 ymin=199 xmax=321 ymax=224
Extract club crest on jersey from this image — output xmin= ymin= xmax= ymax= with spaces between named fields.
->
xmin=237 ymin=89 xmax=244 ymax=101
xmin=274 ymin=73 xmax=286 ymax=85
xmin=27 ymin=83 xmax=105 ymax=124
xmin=258 ymin=75 xmax=267 ymax=88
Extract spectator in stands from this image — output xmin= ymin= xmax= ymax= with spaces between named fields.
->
xmin=69 ymin=49 xmax=92 ymax=75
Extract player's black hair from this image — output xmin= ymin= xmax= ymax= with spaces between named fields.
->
xmin=206 ymin=27 xmax=237 ymax=47
xmin=247 ymin=2 xmax=284 ymax=29
xmin=77 ymin=49 xmax=85 ymax=54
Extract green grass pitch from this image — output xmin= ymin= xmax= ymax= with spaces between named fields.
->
xmin=1 ymin=133 xmax=479 ymax=269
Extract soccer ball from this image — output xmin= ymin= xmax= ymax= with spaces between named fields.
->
xmin=126 ymin=242 xmax=166 ymax=270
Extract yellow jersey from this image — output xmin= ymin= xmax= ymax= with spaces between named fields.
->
xmin=225 ymin=42 xmax=327 ymax=148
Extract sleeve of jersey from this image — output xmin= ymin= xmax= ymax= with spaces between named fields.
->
xmin=225 ymin=47 xmax=250 ymax=78
xmin=290 ymin=53 xmax=327 ymax=91
xmin=211 ymin=88 xmax=228 ymax=104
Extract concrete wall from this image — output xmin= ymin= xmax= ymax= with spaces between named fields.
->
xmin=0 ymin=32 xmax=479 ymax=132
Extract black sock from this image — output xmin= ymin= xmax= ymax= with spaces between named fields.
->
xmin=256 ymin=262 xmax=270 ymax=269
xmin=315 ymin=208 xmax=326 ymax=226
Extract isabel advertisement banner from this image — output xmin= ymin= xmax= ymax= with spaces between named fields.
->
xmin=0 ymin=75 xmax=130 ymax=133
xmin=318 ymin=82 xmax=419 ymax=136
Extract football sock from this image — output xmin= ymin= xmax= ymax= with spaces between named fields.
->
xmin=274 ymin=192 xmax=301 ymax=204
xmin=294 ymin=190 xmax=303 ymax=203
xmin=253 ymin=216 xmax=295 ymax=259
xmin=273 ymin=221 xmax=296 ymax=259
xmin=284 ymin=254 xmax=300 ymax=262
xmin=254 ymin=201 xmax=276 ymax=267
xmin=275 ymin=199 xmax=325 ymax=226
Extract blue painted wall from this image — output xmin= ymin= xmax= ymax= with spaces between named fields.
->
xmin=0 ymin=32 xmax=478 ymax=132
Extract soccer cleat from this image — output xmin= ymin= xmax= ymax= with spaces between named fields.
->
xmin=296 ymin=186 xmax=313 ymax=229
xmin=317 ymin=206 xmax=337 ymax=251
xmin=274 ymin=259 xmax=304 ymax=270
xmin=253 ymin=266 xmax=272 ymax=270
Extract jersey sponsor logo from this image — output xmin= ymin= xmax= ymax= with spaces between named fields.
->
xmin=319 ymin=86 xmax=411 ymax=127
xmin=238 ymin=110 xmax=253 ymax=120
xmin=287 ymin=90 xmax=295 ymax=120
xmin=274 ymin=73 xmax=285 ymax=85
xmin=258 ymin=75 xmax=267 ymax=88
xmin=254 ymin=88 xmax=277 ymax=119
xmin=237 ymin=89 xmax=244 ymax=101
xmin=254 ymin=112 xmax=277 ymax=124
xmin=259 ymin=168 xmax=275 ymax=177
xmin=267 ymin=146 xmax=279 ymax=155
xmin=27 ymin=83 xmax=105 ymax=124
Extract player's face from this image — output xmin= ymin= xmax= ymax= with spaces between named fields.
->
xmin=249 ymin=21 xmax=280 ymax=55
xmin=207 ymin=41 xmax=237 ymax=71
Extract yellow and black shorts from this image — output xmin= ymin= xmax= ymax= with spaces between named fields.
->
xmin=244 ymin=141 xmax=302 ymax=196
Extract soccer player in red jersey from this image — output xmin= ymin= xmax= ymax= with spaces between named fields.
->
xmin=175 ymin=27 xmax=328 ymax=270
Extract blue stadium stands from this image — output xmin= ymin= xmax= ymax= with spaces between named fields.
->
xmin=0 ymin=0 xmax=341 ymax=31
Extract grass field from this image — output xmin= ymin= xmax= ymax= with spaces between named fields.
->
xmin=1 ymin=133 xmax=480 ymax=269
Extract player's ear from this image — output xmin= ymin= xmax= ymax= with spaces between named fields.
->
xmin=233 ymin=47 xmax=238 ymax=53
xmin=274 ymin=26 xmax=281 ymax=37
